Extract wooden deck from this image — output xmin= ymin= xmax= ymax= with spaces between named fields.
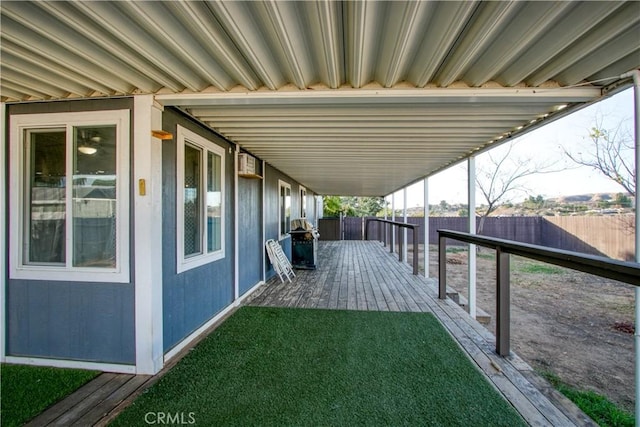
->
xmin=24 ymin=373 xmax=152 ymax=426
xmin=247 ymin=240 xmax=597 ymax=427
xmin=26 ymin=240 xmax=595 ymax=426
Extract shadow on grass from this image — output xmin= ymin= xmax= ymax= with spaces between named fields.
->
xmin=113 ymin=307 xmax=526 ymax=426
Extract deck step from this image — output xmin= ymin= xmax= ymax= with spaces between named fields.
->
xmin=446 ymin=288 xmax=492 ymax=325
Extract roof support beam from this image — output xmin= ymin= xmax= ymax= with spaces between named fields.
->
xmin=156 ymin=86 xmax=601 ymax=107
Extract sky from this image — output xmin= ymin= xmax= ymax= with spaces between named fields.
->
xmin=392 ymin=87 xmax=635 ymax=207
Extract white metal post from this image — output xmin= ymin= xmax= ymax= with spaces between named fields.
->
xmin=0 ymin=102 xmax=6 ymax=362
xmin=391 ymin=193 xmax=396 ymax=252
xmin=424 ymin=178 xmax=430 ymax=279
xmin=262 ymin=160 xmax=267 ymax=282
xmin=621 ymin=69 xmax=640 ymax=424
xmin=403 ymin=187 xmax=408 ymax=263
xmin=384 ymin=195 xmax=388 ymax=220
xmin=468 ymin=157 xmax=477 ymax=319
xmin=234 ymin=146 xmax=239 ymax=301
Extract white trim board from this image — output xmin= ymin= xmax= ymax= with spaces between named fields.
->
xmin=1 ymin=102 xmax=6 ymax=362
xmin=4 ymin=356 xmax=136 ymax=374
xmin=133 ymin=95 xmax=164 ymax=375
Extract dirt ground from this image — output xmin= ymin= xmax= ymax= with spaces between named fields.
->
xmin=419 ymin=245 xmax=635 ymax=412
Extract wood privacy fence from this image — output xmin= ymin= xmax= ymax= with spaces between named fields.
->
xmin=318 ymin=215 xmax=636 ymax=261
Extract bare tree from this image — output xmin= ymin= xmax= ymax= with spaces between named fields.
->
xmin=563 ymin=114 xmax=635 ymax=197
xmin=476 ymin=141 xmax=560 ymax=234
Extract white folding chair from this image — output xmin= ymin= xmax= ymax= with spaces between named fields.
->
xmin=265 ymin=239 xmax=296 ymax=283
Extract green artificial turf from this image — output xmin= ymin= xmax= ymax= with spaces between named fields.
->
xmin=541 ymin=371 xmax=634 ymax=427
xmin=113 ymin=307 xmax=525 ymax=426
xmin=0 ymin=364 xmax=99 ymax=427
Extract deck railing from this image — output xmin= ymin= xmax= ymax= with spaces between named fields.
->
xmin=365 ymin=218 xmax=420 ymax=275
xmin=438 ymin=229 xmax=640 ymax=356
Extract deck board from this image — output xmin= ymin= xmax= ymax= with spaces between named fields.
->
xmin=29 ymin=240 xmax=596 ymax=426
xmin=246 ymin=240 xmax=597 ymax=427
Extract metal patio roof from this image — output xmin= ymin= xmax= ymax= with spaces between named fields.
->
xmin=1 ymin=1 xmax=639 ymax=196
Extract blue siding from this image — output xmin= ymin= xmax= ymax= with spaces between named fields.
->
xmin=264 ymin=164 xmax=298 ymax=279
xmin=238 ymin=167 xmax=263 ymax=295
xmin=7 ymin=281 xmax=135 ymax=364
xmin=161 ymin=109 xmax=235 ymax=352
xmin=5 ymin=98 xmax=135 ymax=365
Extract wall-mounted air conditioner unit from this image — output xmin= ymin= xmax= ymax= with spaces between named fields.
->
xmin=238 ymin=153 xmax=257 ymax=176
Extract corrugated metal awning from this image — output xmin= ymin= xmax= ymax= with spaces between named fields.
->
xmin=2 ymin=1 xmax=638 ymax=195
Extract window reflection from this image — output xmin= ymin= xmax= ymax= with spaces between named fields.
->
xmin=184 ymin=144 xmax=201 ymax=257
xmin=207 ymin=152 xmax=222 ymax=253
xmin=72 ymin=125 xmax=117 ymax=267
xmin=27 ymin=130 xmax=66 ymax=264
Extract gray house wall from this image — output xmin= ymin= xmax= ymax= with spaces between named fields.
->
xmin=3 ymin=98 xmax=318 ymax=366
xmin=5 ymin=98 xmax=136 ymax=364
xmin=161 ymin=108 xmax=235 ymax=352
xmin=238 ymin=158 xmax=263 ymax=295
xmin=265 ymin=164 xmax=292 ymax=279
xmin=263 ymin=164 xmax=317 ymax=280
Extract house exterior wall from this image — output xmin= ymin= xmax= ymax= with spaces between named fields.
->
xmin=7 ymin=281 xmax=135 ymax=364
xmin=2 ymin=98 xmax=317 ymax=371
xmin=238 ymin=160 xmax=263 ymax=296
xmin=5 ymin=98 xmax=136 ymax=365
xmin=161 ymin=109 xmax=235 ymax=353
xmin=263 ymin=164 xmax=317 ymax=280
xmin=265 ymin=164 xmax=292 ymax=279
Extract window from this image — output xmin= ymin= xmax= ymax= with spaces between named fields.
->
xmin=9 ymin=110 xmax=130 ymax=282
xmin=299 ymin=186 xmax=307 ymax=218
xmin=279 ymin=180 xmax=291 ymax=239
xmin=177 ymin=126 xmax=225 ymax=272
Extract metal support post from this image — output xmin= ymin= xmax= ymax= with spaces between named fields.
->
xmin=424 ymin=178 xmax=430 ymax=278
xmin=391 ymin=193 xmax=395 ymax=253
xmin=403 ymin=187 xmax=408 ymax=263
xmin=620 ymin=69 xmax=640 ymax=423
xmin=468 ymin=156 xmax=477 ymax=318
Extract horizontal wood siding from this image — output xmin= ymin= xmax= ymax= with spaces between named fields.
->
xmin=161 ymin=109 xmax=235 ymax=352
xmin=6 ymin=98 xmax=136 ymax=364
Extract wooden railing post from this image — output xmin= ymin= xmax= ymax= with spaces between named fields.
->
xmin=437 ymin=228 xmax=640 ymax=359
xmin=399 ymin=225 xmax=404 ymax=262
xmin=368 ymin=219 xmax=421 ymax=275
xmin=438 ymin=235 xmax=447 ymax=299
xmin=496 ymin=246 xmax=511 ymax=356
xmin=390 ymin=224 xmax=394 ymax=254
xmin=383 ymin=222 xmax=387 ymax=247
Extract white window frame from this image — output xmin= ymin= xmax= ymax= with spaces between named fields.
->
xmin=299 ymin=185 xmax=307 ymax=218
xmin=9 ymin=110 xmax=130 ymax=283
xmin=176 ymin=126 xmax=225 ymax=273
xmin=278 ymin=180 xmax=291 ymax=240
